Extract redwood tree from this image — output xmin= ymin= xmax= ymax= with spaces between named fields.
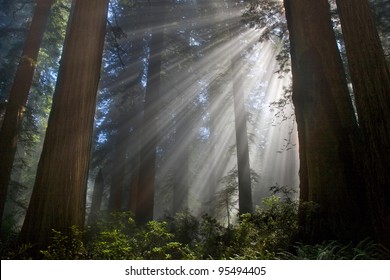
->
xmin=335 ymin=0 xmax=390 ymax=248
xmin=20 ymin=0 xmax=109 ymax=249
xmin=232 ymin=52 xmax=253 ymax=215
xmin=283 ymin=0 xmax=368 ymax=241
xmin=228 ymin=1 xmax=253 ymax=215
xmin=135 ymin=1 xmax=167 ymax=224
xmin=88 ymin=169 xmax=105 ymax=225
xmin=172 ymin=109 xmax=190 ymax=215
xmin=0 ymin=0 xmax=54 ymax=230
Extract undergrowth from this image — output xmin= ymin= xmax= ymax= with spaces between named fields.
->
xmin=1 ymin=192 xmax=389 ymax=259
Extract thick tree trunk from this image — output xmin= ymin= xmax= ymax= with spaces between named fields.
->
xmin=284 ymin=0 xmax=368 ymax=242
xmin=135 ymin=1 xmax=167 ymax=224
xmin=19 ymin=0 xmax=108 ymax=249
xmin=336 ymin=0 xmax=390 ymax=248
xmin=0 ymin=0 xmax=54 ymax=230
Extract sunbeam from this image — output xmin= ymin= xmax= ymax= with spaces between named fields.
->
xmin=88 ymin=0 xmax=299 ymax=222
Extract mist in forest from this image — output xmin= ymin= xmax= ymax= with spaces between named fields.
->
xmin=84 ymin=0 xmax=298 ymax=224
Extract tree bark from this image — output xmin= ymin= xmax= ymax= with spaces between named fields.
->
xmin=88 ymin=169 xmax=104 ymax=225
xmin=0 ymin=0 xmax=54 ymax=230
xmin=284 ymin=0 xmax=368 ymax=242
xmin=19 ymin=0 xmax=109 ymax=249
xmin=135 ymin=1 xmax=167 ymax=224
xmin=172 ymin=109 xmax=190 ymax=215
xmin=108 ymin=117 xmax=128 ymax=212
xmin=335 ymin=0 xmax=390 ymax=248
xmin=232 ymin=52 xmax=253 ymax=215
xmin=228 ymin=2 xmax=253 ymax=215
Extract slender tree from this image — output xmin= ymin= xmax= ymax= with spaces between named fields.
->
xmin=283 ymin=0 xmax=367 ymax=241
xmin=232 ymin=51 xmax=253 ymax=215
xmin=227 ymin=1 xmax=253 ymax=215
xmin=0 ymin=0 xmax=54 ymax=230
xmin=172 ymin=108 xmax=190 ymax=215
xmin=19 ymin=0 xmax=109 ymax=249
xmin=108 ymin=116 xmax=128 ymax=212
xmin=135 ymin=0 xmax=168 ymax=224
xmin=335 ymin=0 xmax=390 ymax=247
xmin=88 ymin=169 xmax=105 ymax=225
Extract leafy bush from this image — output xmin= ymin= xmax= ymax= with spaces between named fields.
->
xmin=167 ymin=210 xmax=200 ymax=245
xmin=0 ymin=241 xmax=33 ymax=260
xmin=3 ymin=194 xmax=388 ymax=260
xmin=41 ymin=226 xmax=87 ymax=259
xmin=195 ymin=214 xmax=230 ymax=259
xmin=88 ymin=228 xmax=137 ymax=259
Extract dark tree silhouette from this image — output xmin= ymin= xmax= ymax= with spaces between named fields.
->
xmin=336 ymin=0 xmax=390 ymax=248
xmin=284 ymin=0 xmax=367 ymax=242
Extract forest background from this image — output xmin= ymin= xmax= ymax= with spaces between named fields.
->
xmin=0 ymin=0 xmax=389 ymax=259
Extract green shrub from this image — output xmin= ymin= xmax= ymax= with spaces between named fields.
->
xmin=86 ymin=211 xmax=139 ymax=259
xmin=88 ymin=228 xmax=138 ymax=259
xmin=5 ymin=196 xmax=387 ymax=260
xmin=195 ymin=214 xmax=229 ymax=259
xmin=40 ymin=226 xmax=88 ymax=259
xmin=167 ymin=211 xmax=199 ymax=246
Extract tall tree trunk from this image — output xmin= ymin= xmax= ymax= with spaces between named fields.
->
xmin=88 ymin=169 xmax=104 ymax=225
xmin=228 ymin=1 xmax=253 ymax=215
xmin=232 ymin=52 xmax=253 ymax=215
xmin=135 ymin=1 xmax=167 ymax=224
xmin=128 ymin=167 xmax=139 ymax=213
xmin=127 ymin=99 xmax=143 ymax=214
xmin=335 ymin=0 xmax=390 ymax=248
xmin=19 ymin=0 xmax=109 ymax=249
xmin=284 ymin=0 xmax=368 ymax=242
xmin=108 ymin=118 xmax=128 ymax=212
xmin=207 ymin=93 xmax=218 ymax=216
xmin=0 ymin=0 xmax=54 ymax=230
xmin=172 ymin=109 xmax=190 ymax=215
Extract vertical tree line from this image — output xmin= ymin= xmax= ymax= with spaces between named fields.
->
xmin=0 ymin=0 xmax=55 ymax=230
xmin=283 ymin=0 xmax=390 ymax=246
xmin=0 ymin=0 xmax=388 ymax=254
xmin=335 ymin=0 xmax=390 ymax=246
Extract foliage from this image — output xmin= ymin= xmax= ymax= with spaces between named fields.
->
xmin=0 ymin=0 xmax=71 ymax=232
xmin=86 ymin=211 xmax=139 ymax=259
xmin=2 ymin=196 xmax=389 ymax=260
xmin=166 ymin=210 xmax=200 ymax=245
xmin=278 ymin=238 xmax=390 ymax=260
xmin=40 ymin=226 xmax=88 ymax=260
xmin=215 ymin=167 xmax=260 ymax=225
xmin=195 ymin=214 xmax=230 ymax=259
xmin=0 ymin=241 xmax=33 ymax=260
xmin=241 ymin=0 xmax=290 ymax=76
xmin=86 ymin=212 xmax=197 ymax=260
